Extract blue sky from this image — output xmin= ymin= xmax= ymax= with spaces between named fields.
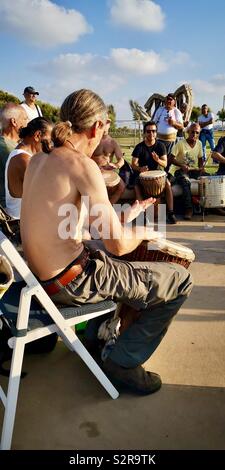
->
xmin=0 ymin=0 xmax=225 ymax=120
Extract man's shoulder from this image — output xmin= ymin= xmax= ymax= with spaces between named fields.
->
xmin=155 ymin=140 xmax=166 ymax=151
xmin=132 ymin=141 xmax=145 ymax=153
xmin=196 ymin=140 xmax=203 ymax=150
xmin=174 ymin=107 xmax=183 ymax=119
xmin=171 ymin=139 xmax=183 ymax=153
xmin=154 ymin=105 xmax=164 ymax=115
xmin=0 ymin=136 xmax=17 ymax=154
xmin=216 ymin=136 xmax=225 ymax=147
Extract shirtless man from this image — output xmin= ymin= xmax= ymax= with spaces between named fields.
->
xmin=21 ymin=89 xmax=193 ymax=395
xmin=92 ymin=120 xmax=125 ymax=204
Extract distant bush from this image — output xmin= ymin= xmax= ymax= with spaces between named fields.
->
xmin=0 ymin=89 xmax=60 ymax=123
xmin=0 ymin=90 xmax=20 ymax=108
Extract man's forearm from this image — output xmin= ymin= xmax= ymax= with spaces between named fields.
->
xmin=200 ymin=119 xmax=213 ymax=128
xmin=171 ymin=156 xmax=183 ymax=168
xmin=211 ymin=151 xmax=225 ymax=163
xmin=115 ymin=156 xmax=124 ymax=169
xmin=103 ymin=226 xmax=160 ymax=257
xmin=173 ymin=121 xmax=183 ymax=130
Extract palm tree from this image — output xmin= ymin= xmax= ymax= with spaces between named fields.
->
xmin=107 ymin=104 xmax=116 ymax=130
xmin=129 ymin=100 xmax=150 ymax=141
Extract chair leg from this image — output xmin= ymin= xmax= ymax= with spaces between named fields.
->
xmin=59 ymin=326 xmax=119 ymax=399
xmin=1 ymin=338 xmax=25 ymax=450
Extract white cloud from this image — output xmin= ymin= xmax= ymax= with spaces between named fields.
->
xmin=212 ymin=74 xmax=225 ymax=82
xmin=171 ymin=52 xmax=190 ymax=65
xmin=192 ymin=77 xmax=225 ymax=95
xmin=32 ymin=48 xmax=191 ymax=116
xmin=111 ymin=48 xmax=167 ymax=74
xmin=110 ymin=0 xmax=165 ymax=31
xmin=189 ymin=77 xmax=225 ymax=113
xmin=33 ymin=52 xmax=126 ymax=104
xmin=0 ymin=0 xmax=92 ymax=47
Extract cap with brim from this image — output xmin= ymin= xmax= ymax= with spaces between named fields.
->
xmin=23 ymin=86 xmax=39 ymax=95
xmin=166 ymin=93 xmax=175 ymax=100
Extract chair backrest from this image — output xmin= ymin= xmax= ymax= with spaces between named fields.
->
xmin=0 ymin=231 xmax=37 ymax=288
xmin=0 ymin=231 xmax=119 ymax=449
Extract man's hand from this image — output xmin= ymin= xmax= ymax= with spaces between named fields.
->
xmin=123 ymin=197 xmax=156 ymax=223
xmin=100 ymin=163 xmax=117 ymax=171
xmin=168 ymin=117 xmax=175 ymax=127
xmin=139 ymin=165 xmax=149 ymax=173
xmin=152 ymin=151 xmax=159 ymax=163
xmin=181 ymin=164 xmax=189 ymax=173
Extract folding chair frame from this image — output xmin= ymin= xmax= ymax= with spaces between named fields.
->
xmin=0 ymin=232 xmax=118 ymax=450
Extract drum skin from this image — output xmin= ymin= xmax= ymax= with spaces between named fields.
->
xmin=199 ymin=175 xmax=225 ymax=208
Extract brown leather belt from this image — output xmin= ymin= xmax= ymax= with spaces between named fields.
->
xmin=42 ymin=248 xmax=90 ymax=296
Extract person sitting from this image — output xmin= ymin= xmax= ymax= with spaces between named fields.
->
xmin=0 ymin=103 xmax=28 ymax=208
xmin=211 ymin=136 xmax=225 ymax=176
xmin=131 ymin=120 xmax=177 ymax=224
xmin=92 ymin=119 xmax=125 ymax=204
xmin=211 ymin=136 xmax=225 ymax=216
xmin=20 ymin=88 xmax=193 ymax=396
xmin=170 ymin=123 xmax=204 ymax=220
xmin=5 ymin=117 xmax=52 ymax=220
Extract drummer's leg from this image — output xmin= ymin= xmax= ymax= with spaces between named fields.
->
xmin=108 ymin=261 xmax=193 ymax=368
xmin=134 ymin=182 xmax=144 ymax=201
xmin=165 ymin=179 xmax=177 ymax=223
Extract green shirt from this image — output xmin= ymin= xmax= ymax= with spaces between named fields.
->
xmin=0 ymin=136 xmax=17 ymax=207
xmin=170 ymin=139 xmax=203 ymax=175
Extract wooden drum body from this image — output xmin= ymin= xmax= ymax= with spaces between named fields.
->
xmin=120 ymin=239 xmax=195 ymax=269
xmin=199 ymin=175 xmax=225 ymax=208
xmin=102 ymin=170 xmax=120 ymax=196
xmin=118 ymin=239 xmax=194 ymax=333
xmin=139 ymin=170 xmax=166 ymax=197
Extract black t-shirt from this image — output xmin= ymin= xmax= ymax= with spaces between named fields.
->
xmin=132 ymin=140 xmax=166 ymax=170
xmin=214 ymin=137 xmax=225 ymax=175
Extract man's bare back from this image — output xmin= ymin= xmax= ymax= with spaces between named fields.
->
xmin=20 ymin=147 xmax=97 ymax=280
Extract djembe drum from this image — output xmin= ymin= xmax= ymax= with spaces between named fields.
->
xmin=139 ymin=170 xmax=166 ymax=197
xmin=199 ymin=175 xmax=225 ymax=208
xmin=118 ymin=239 xmax=195 ymax=333
xmin=102 ymin=170 xmax=121 ymax=197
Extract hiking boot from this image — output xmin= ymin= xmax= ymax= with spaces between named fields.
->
xmin=167 ymin=211 xmax=177 ymax=224
xmin=184 ymin=208 xmax=193 ymax=220
xmin=103 ymin=357 xmax=162 ymax=395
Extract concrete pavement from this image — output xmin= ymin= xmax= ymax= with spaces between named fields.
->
xmin=1 ymin=214 xmax=225 ymax=449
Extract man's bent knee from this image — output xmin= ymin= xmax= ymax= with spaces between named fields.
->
xmin=175 ymin=264 xmax=193 ymax=297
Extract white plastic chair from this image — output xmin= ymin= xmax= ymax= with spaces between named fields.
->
xmin=0 ymin=231 xmax=118 ymax=450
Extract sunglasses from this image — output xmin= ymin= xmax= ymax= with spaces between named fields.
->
xmin=145 ymin=129 xmax=157 ymax=133
xmin=190 ymin=131 xmax=200 ymax=135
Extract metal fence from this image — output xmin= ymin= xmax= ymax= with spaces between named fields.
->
xmin=110 ymin=119 xmax=143 ymax=148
